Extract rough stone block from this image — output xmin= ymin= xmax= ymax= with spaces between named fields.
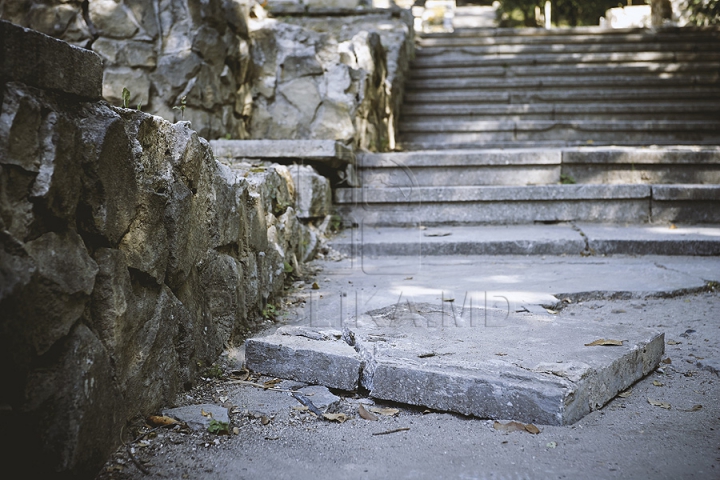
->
xmin=289 ymin=164 xmax=332 ymax=219
xmin=0 ymin=20 xmax=103 ymax=99
xmin=163 ymin=404 xmax=230 ymax=431
xmin=245 ymin=328 xmax=362 ymax=391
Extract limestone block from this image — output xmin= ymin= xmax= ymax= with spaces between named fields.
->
xmin=94 ymin=38 xmax=158 ymax=69
xmin=193 ymin=25 xmax=227 ymax=66
xmin=151 ymin=53 xmax=203 ymax=100
xmin=18 ymin=230 xmax=99 ymax=356
xmin=279 ymin=76 xmax=323 ymax=117
xmin=280 ymin=53 xmax=324 ymax=81
xmin=0 ymin=20 xmax=103 ymax=99
xmin=103 ymin=67 xmax=151 ymax=107
xmin=0 ymin=84 xmax=44 ymax=173
xmin=289 ymin=164 xmax=332 ymax=219
xmin=89 ymin=0 xmax=140 ymax=38
xmin=311 ymin=101 xmax=355 ymax=143
xmin=27 ymin=2 xmax=80 ymax=37
xmin=125 ymin=0 xmax=160 ymax=39
xmin=22 ymin=323 xmax=121 ymax=478
xmin=199 ymin=251 xmax=246 ymax=347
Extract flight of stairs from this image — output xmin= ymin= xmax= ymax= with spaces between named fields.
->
xmin=335 ymin=25 xmax=720 ymax=227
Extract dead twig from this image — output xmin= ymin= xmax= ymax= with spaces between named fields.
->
xmin=372 ymin=427 xmax=410 ymax=436
xmin=225 ymin=379 xmax=295 ymax=393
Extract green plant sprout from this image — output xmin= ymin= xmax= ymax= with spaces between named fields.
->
xmin=207 ymin=419 xmax=229 ymax=435
xmin=173 ymin=95 xmax=187 ymax=118
xmin=560 ymin=174 xmax=576 ymax=185
xmin=122 ymin=87 xmax=130 ymax=108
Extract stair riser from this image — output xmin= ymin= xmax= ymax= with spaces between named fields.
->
xmin=563 ymin=165 xmax=720 ymax=185
xmin=412 ymin=63 xmax=720 ymax=79
xmin=336 ymin=201 xmax=651 ymax=225
xmin=336 ymin=200 xmax=720 ymax=225
xmin=415 ymin=42 xmax=720 ymax=57
xmin=401 ymin=104 xmax=720 ymax=118
xmin=406 ymin=76 xmax=720 ymax=91
xmin=400 ymin=113 xmax=720 ymax=122
xmin=418 ymin=34 xmax=720 ymax=48
xmin=399 ymin=131 xmax=720 ymax=145
xmin=359 ymin=166 xmax=559 ymax=187
xmin=404 ymin=89 xmax=720 ymax=104
xmin=411 ymin=52 xmax=720 ymax=68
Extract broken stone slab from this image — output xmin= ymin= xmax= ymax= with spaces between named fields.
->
xmin=245 ymin=303 xmax=664 ymax=425
xmin=244 ymin=326 xmax=361 ymax=391
xmin=0 ymin=20 xmax=103 ymax=99
xmin=162 ymin=404 xmax=230 ymax=431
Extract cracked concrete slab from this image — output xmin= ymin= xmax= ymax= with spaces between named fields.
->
xmin=245 ymin=303 xmax=664 ymax=425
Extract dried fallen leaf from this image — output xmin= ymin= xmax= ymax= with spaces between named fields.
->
xmin=686 ymin=404 xmax=703 ymax=412
xmin=358 ymin=404 xmax=378 ymax=421
xmin=667 ymin=340 xmax=681 ymax=345
xmin=323 ymin=413 xmax=347 ymax=423
xmin=229 ymin=368 xmax=250 ymax=381
xmin=263 ymin=378 xmax=282 ymax=389
xmin=669 ymin=224 xmax=677 ymax=229
xmin=562 ymin=298 xmax=572 ymax=304
xmin=653 ymin=380 xmax=664 ymax=387
xmin=201 ymin=409 xmax=213 ymax=418
xmin=545 ymin=309 xmax=558 ymax=315
xmin=661 ymin=358 xmax=672 ymax=364
xmin=648 ymin=398 xmax=671 ymax=409
xmin=618 ymin=389 xmax=633 ymax=398
xmin=148 ymin=415 xmax=180 ymax=427
xmin=493 ymin=421 xmax=540 ymax=434
xmin=368 ymin=407 xmax=400 ymax=417
xmin=495 ymin=353 xmax=508 ymax=356
xmin=232 ymin=427 xmax=240 ymax=435
xmin=292 ymin=406 xmax=309 ymax=412
xmin=404 ymin=277 xmax=413 ymax=280
xmin=260 ymin=415 xmax=271 ymax=425
xmin=525 ymin=424 xmax=541 ymax=435
xmin=311 ymin=282 xmax=320 ymax=290
xmin=585 ymin=339 xmax=623 ymax=347
xmin=424 ymin=231 xmax=452 ymax=237
xmin=546 ymin=441 xmax=557 ymax=448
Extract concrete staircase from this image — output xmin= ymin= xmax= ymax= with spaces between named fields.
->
xmin=335 ymin=26 xmax=720 ymax=228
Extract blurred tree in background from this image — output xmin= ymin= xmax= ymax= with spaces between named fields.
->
xmin=495 ymin=0 xmax=720 ymax=27
xmin=685 ymin=0 xmax=720 ymax=24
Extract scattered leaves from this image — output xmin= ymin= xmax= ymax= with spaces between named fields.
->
xmin=147 ymin=415 xmax=180 ymax=427
xmin=585 ymin=339 xmax=623 ymax=347
xmin=653 ymin=380 xmax=664 ymax=387
xmin=618 ymin=389 xmax=633 ymax=398
xmin=493 ymin=421 xmax=541 ymax=434
xmin=368 ymin=407 xmax=400 ymax=417
xmin=323 ymin=413 xmax=347 ymax=423
xmin=648 ymin=398 xmax=671 ymax=410
xmin=358 ymin=404 xmax=378 ymax=421
xmin=667 ymin=340 xmax=681 ymax=345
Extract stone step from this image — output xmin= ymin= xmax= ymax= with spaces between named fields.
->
xmin=356 ymin=148 xmax=720 ymax=186
xmin=410 ymin=51 xmax=720 ymax=69
xmin=403 ymin=87 xmax=720 ymax=104
xmin=405 ymin=74 xmax=720 ymax=91
xmin=417 ymin=31 xmax=720 ymax=48
xmin=400 ymin=102 xmax=720 ymax=122
xmin=414 ymin=41 xmax=720 ymax=58
xmin=421 ymin=25 xmax=720 ymax=39
xmin=410 ymin=62 xmax=720 ymax=79
xmin=334 ymin=184 xmax=720 ymax=225
xmin=398 ymin=120 xmax=720 ymax=145
xmin=328 ymin=224 xmax=720 ymax=256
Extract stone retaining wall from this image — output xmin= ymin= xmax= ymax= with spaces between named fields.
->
xmin=0 ymin=21 xmax=326 ymax=478
xmin=1 ymin=1 xmax=414 ymax=150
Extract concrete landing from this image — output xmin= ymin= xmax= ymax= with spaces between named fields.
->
xmin=246 ymin=305 xmax=664 ymax=425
